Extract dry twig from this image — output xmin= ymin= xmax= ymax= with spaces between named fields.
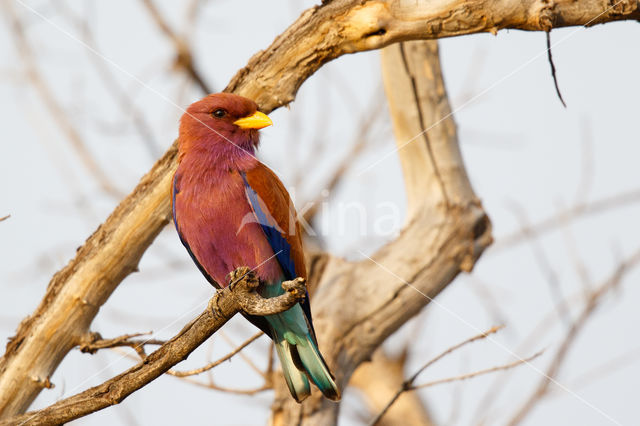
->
xmin=413 ymin=350 xmax=543 ymax=391
xmin=368 ymin=326 xmax=503 ymax=425
xmin=545 ymin=31 xmax=566 ymax=107
xmin=78 ymin=331 xmax=164 ymax=359
xmin=167 ymin=331 xmax=263 ymax=377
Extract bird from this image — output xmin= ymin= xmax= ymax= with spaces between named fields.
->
xmin=171 ymin=93 xmax=340 ymax=403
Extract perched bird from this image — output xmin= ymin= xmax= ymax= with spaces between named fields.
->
xmin=172 ymin=93 xmax=340 ymax=402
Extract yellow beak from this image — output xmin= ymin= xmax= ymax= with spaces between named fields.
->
xmin=233 ymin=111 xmax=273 ymax=130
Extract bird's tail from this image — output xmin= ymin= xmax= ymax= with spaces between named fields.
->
xmin=265 ymin=305 xmax=340 ymax=403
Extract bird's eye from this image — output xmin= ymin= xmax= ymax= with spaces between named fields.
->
xmin=212 ymin=108 xmax=227 ymax=118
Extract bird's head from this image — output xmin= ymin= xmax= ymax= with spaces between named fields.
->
xmin=178 ymin=93 xmax=272 ymax=164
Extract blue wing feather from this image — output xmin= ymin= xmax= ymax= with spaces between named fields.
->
xmin=241 ymin=172 xmax=317 ymax=337
xmin=241 ymin=172 xmax=297 ymax=280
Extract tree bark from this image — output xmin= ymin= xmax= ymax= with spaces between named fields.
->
xmin=0 ymin=0 xmax=636 ymax=419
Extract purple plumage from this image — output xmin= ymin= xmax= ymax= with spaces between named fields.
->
xmin=172 ymin=93 xmax=340 ymax=402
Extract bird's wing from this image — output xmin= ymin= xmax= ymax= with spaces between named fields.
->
xmin=242 ymin=164 xmax=307 ymax=281
xmin=243 ymin=163 xmax=315 ymax=336
xmin=172 ymin=171 xmax=220 ymax=288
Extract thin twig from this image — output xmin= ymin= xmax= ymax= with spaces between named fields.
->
xmin=178 ymin=377 xmax=271 ymax=395
xmin=546 ymin=31 xmax=566 ymax=107
xmin=368 ymin=326 xmax=503 ymax=425
xmin=412 ymin=349 xmax=544 ymax=390
xmin=0 ymin=215 xmax=9 ymax=223
xmin=219 ymin=331 xmax=265 ymax=378
xmin=167 ymin=332 xmax=262 ymax=377
xmin=301 ymin=90 xmax=387 ymax=225
xmin=566 ymin=346 xmax=640 ymax=392
xmin=54 ymin=1 xmax=161 ymax=158
xmin=78 ymin=331 xmax=164 ymax=359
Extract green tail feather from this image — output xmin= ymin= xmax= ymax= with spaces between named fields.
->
xmin=274 ymin=339 xmax=310 ymax=402
xmin=262 ymin=285 xmax=340 ymax=402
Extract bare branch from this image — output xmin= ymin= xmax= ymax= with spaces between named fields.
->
xmin=167 ymin=332 xmax=263 ymax=377
xmin=301 ymin=95 xmax=386 ymax=225
xmin=368 ymin=326 xmax=503 ymax=425
xmin=505 ymin=201 xmax=571 ymax=325
xmin=0 ymin=269 xmax=305 ymax=426
xmin=217 ymin=331 xmax=266 ymax=378
xmin=413 ymin=350 xmax=544 ymax=392
xmin=545 ymin=31 xmax=566 ymax=107
xmin=226 ymin=0 xmax=640 ymax=112
xmin=177 ymin=378 xmax=271 ymax=395
xmin=0 ymin=215 xmax=9 ymax=223
xmin=78 ymin=331 xmax=164 ymax=359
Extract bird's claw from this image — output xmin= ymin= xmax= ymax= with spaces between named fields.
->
xmin=227 ymin=267 xmax=259 ymax=291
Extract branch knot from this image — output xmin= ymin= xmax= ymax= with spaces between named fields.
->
xmin=226 ymin=267 xmax=306 ymax=316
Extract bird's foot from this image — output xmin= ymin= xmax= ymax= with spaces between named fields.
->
xmin=227 ymin=267 xmax=259 ymax=291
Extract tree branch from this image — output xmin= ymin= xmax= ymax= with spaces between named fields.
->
xmin=0 ymin=269 xmax=305 ymax=426
xmin=78 ymin=331 xmax=164 ymax=359
xmin=167 ymin=332 xmax=263 ymax=378
xmin=369 ymin=350 xmax=543 ymax=426
xmin=368 ymin=326 xmax=502 ymax=425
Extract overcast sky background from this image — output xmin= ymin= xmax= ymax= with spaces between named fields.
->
xmin=1 ymin=1 xmax=639 ymax=425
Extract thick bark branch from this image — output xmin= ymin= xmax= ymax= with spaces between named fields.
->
xmin=269 ymin=40 xmax=491 ymax=425
xmin=0 ymin=270 xmax=305 ymax=426
xmin=226 ymin=0 xmax=639 ymax=112
xmin=1 ymin=0 xmax=634 ymax=419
